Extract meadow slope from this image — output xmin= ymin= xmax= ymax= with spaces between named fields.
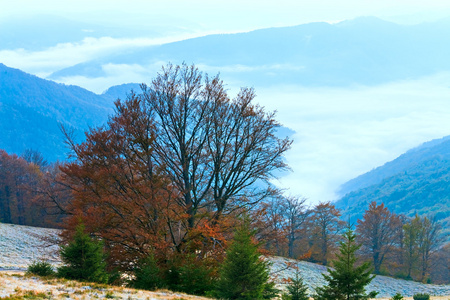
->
xmin=0 ymin=223 xmax=449 ymax=299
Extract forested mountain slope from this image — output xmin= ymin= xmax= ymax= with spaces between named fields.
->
xmin=0 ymin=64 xmax=116 ymax=161
xmin=338 ymin=136 xmax=450 ymax=195
xmin=335 ymin=136 xmax=450 ymax=237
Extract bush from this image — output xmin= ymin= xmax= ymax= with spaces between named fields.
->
xmin=57 ymin=223 xmax=109 ymax=283
xmin=413 ymin=294 xmax=430 ymax=300
xmin=391 ymin=293 xmax=404 ymax=300
xmin=107 ymin=268 xmax=124 ymax=286
xmin=130 ymin=253 xmax=217 ymax=296
xmin=27 ymin=260 xmax=55 ymax=277
xmin=393 ymin=272 xmax=412 ymax=281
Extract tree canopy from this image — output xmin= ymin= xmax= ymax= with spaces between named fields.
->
xmin=60 ymin=63 xmax=292 ymax=270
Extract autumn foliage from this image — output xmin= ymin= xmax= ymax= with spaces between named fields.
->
xmin=0 ymin=149 xmax=66 ymax=227
xmin=2 ymin=63 xmax=449 ymax=290
xmin=356 ymin=202 xmax=402 ymax=274
xmin=58 ymin=64 xmax=292 ymax=278
xmin=60 ymin=95 xmax=207 ymax=271
xmin=0 ymin=150 xmax=39 ymax=225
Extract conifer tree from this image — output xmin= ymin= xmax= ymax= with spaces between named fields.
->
xmin=283 ymin=267 xmax=309 ymax=300
xmin=215 ymin=216 xmax=278 ymax=300
xmin=57 ymin=224 xmax=109 ymax=283
xmin=314 ymin=224 xmax=376 ymax=300
xmin=130 ymin=254 xmax=163 ymax=290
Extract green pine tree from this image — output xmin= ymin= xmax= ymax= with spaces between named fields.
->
xmin=282 ymin=267 xmax=309 ymax=300
xmin=57 ymin=223 xmax=109 ymax=283
xmin=130 ymin=254 xmax=163 ymax=290
xmin=214 ymin=216 xmax=278 ymax=300
xmin=314 ymin=225 xmax=377 ymax=300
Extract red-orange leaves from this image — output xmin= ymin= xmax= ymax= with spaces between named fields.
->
xmin=60 ymin=95 xmax=179 ymax=269
xmin=60 ymin=64 xmax=293 ymax=273
xmin=356 ymin=201 xmax=402 ymax=274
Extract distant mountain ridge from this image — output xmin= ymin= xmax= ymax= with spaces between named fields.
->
xmin=0 ymin=63 xmax=117 ymax=161
xmin=0 ymin=14 xmax=193 ymax=51
xmin=335 ymin=136 xmax=450 ymax=238
xmin=102 ymin=83 xmax=142 ymax=100
xmin=48 ymin=17 xmax=450 ymax=87
xmin=0 ymin=64 xmax=294 ymax=162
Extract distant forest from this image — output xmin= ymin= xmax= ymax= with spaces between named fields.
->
xmin=336 ymin=138 xmax=450 ymax=240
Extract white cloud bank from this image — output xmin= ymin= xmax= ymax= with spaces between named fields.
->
xmin=255 ymin=73 xmax=450 ymax=204
xmin=5 ymin=44 xmax=450 ymax=205
xmin=2 ymin=28 xmax=450 ymax=206
xmin=0 ymin=34 xmax=209 ymax=78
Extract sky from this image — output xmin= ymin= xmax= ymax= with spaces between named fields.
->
xmin=3 ymin=0 xmax=450 ymax=80
xmin=3 ymin=0 xmax=450 ymax=31
xmin=2 ymin=0 xmax=450 ymax=205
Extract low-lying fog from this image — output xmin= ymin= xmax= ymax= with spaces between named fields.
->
xmin=255 ymin=73 xmax=450 ymax=204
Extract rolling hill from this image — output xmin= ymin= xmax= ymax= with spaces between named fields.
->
xmin=1 ymin=222 xmax=449 ymax=298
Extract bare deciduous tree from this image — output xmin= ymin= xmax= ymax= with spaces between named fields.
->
xmin=417 ymin=215 xmax=442 ymax=281
xmin=141 ymin=63 xmax=292 ymax=229
xmin=307 ymin=201 xmax=344 ymax=265
xmin=59 ymin=63 xmax=293 ymax=268
xmin=356 ymin=201 xmax=402 ymax=274
xmin=282 ymin=196 xmax=310 ymax=258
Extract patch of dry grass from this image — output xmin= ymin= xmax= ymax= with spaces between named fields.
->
xmin=0 ymin=271 xmax=212 ymax=300
xmin=2 ymin=271 xmax=449 ymax=300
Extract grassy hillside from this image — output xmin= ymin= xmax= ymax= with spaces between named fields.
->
xmin=1 ymin=223 xmax=449 ymax=298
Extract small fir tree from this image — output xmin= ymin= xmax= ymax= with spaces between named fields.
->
xmin=57 ymin=223 xmax=109 ymax=283
xmin=314 ymin=224 xmax=376 ymax=300
xmin=282 ymin=267 xmax=309 ymax=300
xmin=391 ymin=293 xmax=404 ymax=300
xmin=165 ymin=253 xmax=217 ymax=296
xmin=214 ymin=216 xmax=278 ymax=300
xmin=130 ymin=254 xmax=163 ymax=290
xmin=413 ymin=293 xmax=430 ymax=300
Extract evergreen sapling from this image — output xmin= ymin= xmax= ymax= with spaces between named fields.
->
xmin=282 ymin=266 xmax=309 ymax=300
xmin=214 ymin=216 xmax=278 ymax=300
xmin=314 ymin=224 xmax=377 ymax=300
xmin=57 ymin=223 xmax=109 ymax=283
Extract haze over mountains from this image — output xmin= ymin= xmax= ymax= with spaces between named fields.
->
xmin=2 ymin=16 xmax=450 ymax=204
xmin=0 ymin=14 xmax=198 ymax=51
xmin=3 ymin=16 xmax=450 ymax=92
xmin=0 ymin=63 xmax=116 ymax=161
xmin=43 ymin=16 xmax=450 ymax=90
